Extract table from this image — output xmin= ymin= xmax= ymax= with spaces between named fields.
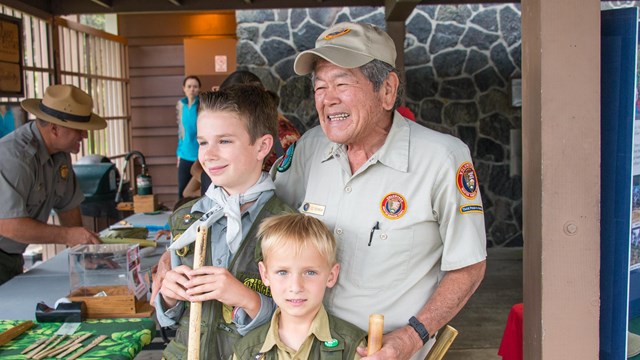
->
xmin=498 ymin=303 xmax=523 ymax=360
xmin=0 ymin=318 xmax=155 ymax=359
xmin=0 ymin=212 xmax=170 ymax=320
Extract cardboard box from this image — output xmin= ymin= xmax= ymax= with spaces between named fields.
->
xmin=133 ymin=194 xmax=157 ymax=213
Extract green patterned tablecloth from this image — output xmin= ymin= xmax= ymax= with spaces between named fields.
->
xmin=0 ymin=318 xmax=155 ymax=359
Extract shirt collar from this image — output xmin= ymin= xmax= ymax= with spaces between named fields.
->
xmin=259 ymin=306 xmax=333 ymax=354
xmin=320 ymin=111 xmax=410 ymax=173
xmin=190 ymin=185 xmax=274 ymax=222
xmin=180 ymin=97 xmax=198 ymax=107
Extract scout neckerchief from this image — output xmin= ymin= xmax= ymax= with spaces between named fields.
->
xmin=168 ymin=172 xmax=275 ymax=253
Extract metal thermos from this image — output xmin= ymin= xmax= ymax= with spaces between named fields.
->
xmin=136 ymin=165 xmax=152 ymax=195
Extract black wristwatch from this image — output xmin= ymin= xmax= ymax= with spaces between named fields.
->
xmin=408 ymin=316 xmax=431 ymax=345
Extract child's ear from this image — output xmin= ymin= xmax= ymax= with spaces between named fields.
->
xmin=258 ymin=261 xmax=270 ymax=286
xmin=326 ymin=263 xmax=340 ymax=288
xmin=256 ymin=134 xmax=274 ymax=161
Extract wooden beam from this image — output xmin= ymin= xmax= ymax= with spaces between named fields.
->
xmin=385 ymin=0 xmax=420 ymax=22
xmin=90 ymin=0 xmax=112 ymax=8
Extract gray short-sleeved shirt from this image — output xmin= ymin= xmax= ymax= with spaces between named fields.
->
xmin=0 ymin=121 xmax=84 ymax=254
xmin=274 ymin=112 xmax=487 ymax=360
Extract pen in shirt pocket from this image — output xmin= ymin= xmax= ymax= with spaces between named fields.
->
xmin=368 ymin=221 xmax=379 ymax=246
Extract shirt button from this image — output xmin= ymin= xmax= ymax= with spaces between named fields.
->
xmin=336 ymin=228 xmax=343 ymax=235
xmin=345 ymin=186 xmax=352 ymax=193
xmin=216 ymin=258 xmax=222 ymax=265
xmin=380 ymin=233 xmax=388 ymax=240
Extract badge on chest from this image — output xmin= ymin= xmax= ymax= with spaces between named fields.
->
xmin=301 ymin=202 xmax=326 ymax=216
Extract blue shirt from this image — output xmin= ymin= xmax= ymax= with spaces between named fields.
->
xmin=0 ymin=108 xmax=15 ymax=138
xmin=176 ymin=97 xmax=199 ymax=161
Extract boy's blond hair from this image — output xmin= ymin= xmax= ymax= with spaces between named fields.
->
xmin=198 ymin=84 xmax=278 ymax=147
xmin=258 ymin=213 xmax=337 ymax=266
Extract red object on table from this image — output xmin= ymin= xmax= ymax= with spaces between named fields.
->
xmin=498 ymin=303 xmax=523 ymax=360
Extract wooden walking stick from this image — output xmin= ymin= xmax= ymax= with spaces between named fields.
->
xmin=187 ymin=225 xmax=208 ymax=360
xmin=367 ymin=314 xmax=384 ymax=355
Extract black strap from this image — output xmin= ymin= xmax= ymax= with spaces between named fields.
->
xmin=408 ymin=316 xmax=431 ymax=345
xmin=39 ymin=102 xmax=91 ymax=123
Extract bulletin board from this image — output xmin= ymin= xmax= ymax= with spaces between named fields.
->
xmin=0 ymin=14 xmax=23 ymax=97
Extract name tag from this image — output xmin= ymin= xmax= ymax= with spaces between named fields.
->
xmin=302 ymin=202 xmax=325 ymax=216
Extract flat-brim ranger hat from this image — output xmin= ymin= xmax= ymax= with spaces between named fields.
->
xmin=294 ymin=22 xmax=397 ymax=75
xmin=21 ymin=84 xmax=107 ymax=131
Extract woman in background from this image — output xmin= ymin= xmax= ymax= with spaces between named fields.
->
xmin=176 ymin=75 xmax=201 ymax=200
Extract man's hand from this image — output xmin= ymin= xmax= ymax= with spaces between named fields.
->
xmin=64 ymin=226 xmax=102 ymax=246
xmin=357 ymin=326 xmax=422 ymax=360
xmin=185 ymin=266 xmax=261 ymax=318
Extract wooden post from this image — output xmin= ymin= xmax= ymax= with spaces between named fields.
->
xmin=187 ymin=225 xmax=208 ymax=360
xmin=368 ymin=314 xmax=384 ymax=355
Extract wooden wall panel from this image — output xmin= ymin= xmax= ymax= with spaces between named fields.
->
xmin=119 ymin=11 xmax=236 ymax=208
xmin=131 ymin=107 xmax=177 ymax=128
xmin=132 ymin=135 xmax=176 ymax=157
xmin=130 ymin=75 xmax=183 ymax=98
xmin=129 ymin=45 xmax=184 ymax=68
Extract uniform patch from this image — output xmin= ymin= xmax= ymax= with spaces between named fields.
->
xmin=380 ymin=193 xmax=407 ymax=220
xmin=59 ymin=164 xmax=69 ymax=180
xmin=277 ymin=142 xmax=296 ymax=173
xmin=460 ymin=205 xmax=483 ymax=214
xmin=324 ymin=28 xmax=351 ymax=40
xmin=302 ymin=202 xmax=325 ymax=216
xmin=456 ymin=162 xmax=478 ymax=199
xmin=242 ymin=277 xmax=271 ymax=297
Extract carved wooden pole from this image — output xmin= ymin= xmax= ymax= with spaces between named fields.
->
xmin=368 ymin=314 xmax=384 ymax=355
xmin=187 ymin=225 xmax=207 ymax=360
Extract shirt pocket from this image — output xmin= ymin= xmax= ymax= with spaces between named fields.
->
xmin=52 ymin=176 xmax=68 ymax=205
xmin=354 ymin=228 xmax=414 ymax=290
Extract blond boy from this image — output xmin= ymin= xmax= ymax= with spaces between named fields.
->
xmin=233 ymin=213 xmax=366 ymax=359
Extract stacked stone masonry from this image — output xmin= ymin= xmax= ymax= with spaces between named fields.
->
xmin=237 ymin=4 xmax=523 ymax=248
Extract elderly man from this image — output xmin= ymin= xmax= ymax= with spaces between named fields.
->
xmin=273 ymin=22 xmax=487 ymax=360
xmin=0 ymin=84 xmax=104 ymax=285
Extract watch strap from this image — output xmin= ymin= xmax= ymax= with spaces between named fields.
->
xmin=408 ymin=316 xmax=430 ymax=345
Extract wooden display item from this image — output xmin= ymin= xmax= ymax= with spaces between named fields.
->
xmin=68 ymin=285 xmax=153 ymax=319
xmin=367 ymin=314 xmax=384 ymax=355
xmin=424 ymin=325 xmax=459 ymax=360
xmin=187 ymin=225 xmax=208 ymax=360
xmin=133 ymin=194 xmax=158 ymax=213
xmin=0 ymin=320 xmax=33 ymax=346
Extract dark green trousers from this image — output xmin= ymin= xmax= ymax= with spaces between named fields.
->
xmin=0 ymin=249 xmax=24 ymax=285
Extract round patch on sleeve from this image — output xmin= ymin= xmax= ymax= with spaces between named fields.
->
xmin=277 ymin=141 xmax=296 ymax=173
xmin=456 ymin=162 xmax=478 ymax=199
xmin=380 ymin=192 xmax=407 ymax=219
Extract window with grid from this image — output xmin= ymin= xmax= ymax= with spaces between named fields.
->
xmin=0 ymin=6 xmax=130 ymax=171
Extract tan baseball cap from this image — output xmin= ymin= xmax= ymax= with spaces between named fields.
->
xmin=294 ymin=22 xmax=397 ymax=75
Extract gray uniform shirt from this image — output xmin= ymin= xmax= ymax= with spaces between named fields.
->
xmin=274 ymin=112 xmax=487 ymax=360
xmin=0 ymin=121 xmax=84 ymax=254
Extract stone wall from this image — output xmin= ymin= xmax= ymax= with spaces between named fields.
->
xmin=237 ymin=4 xmax=523 ymax=248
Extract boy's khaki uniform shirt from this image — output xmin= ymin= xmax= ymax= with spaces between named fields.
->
xmin=233 ymin=306 xmax=365 ymax=360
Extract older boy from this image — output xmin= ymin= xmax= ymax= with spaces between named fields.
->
xmin=233 ymin=213 xmax=366 ymax=360
xmin=156 ymin=85 xmax=295 ymax=359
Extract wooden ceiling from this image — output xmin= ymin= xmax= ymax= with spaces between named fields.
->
xmin=2 ymin=0 xmax=517 ymax=20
